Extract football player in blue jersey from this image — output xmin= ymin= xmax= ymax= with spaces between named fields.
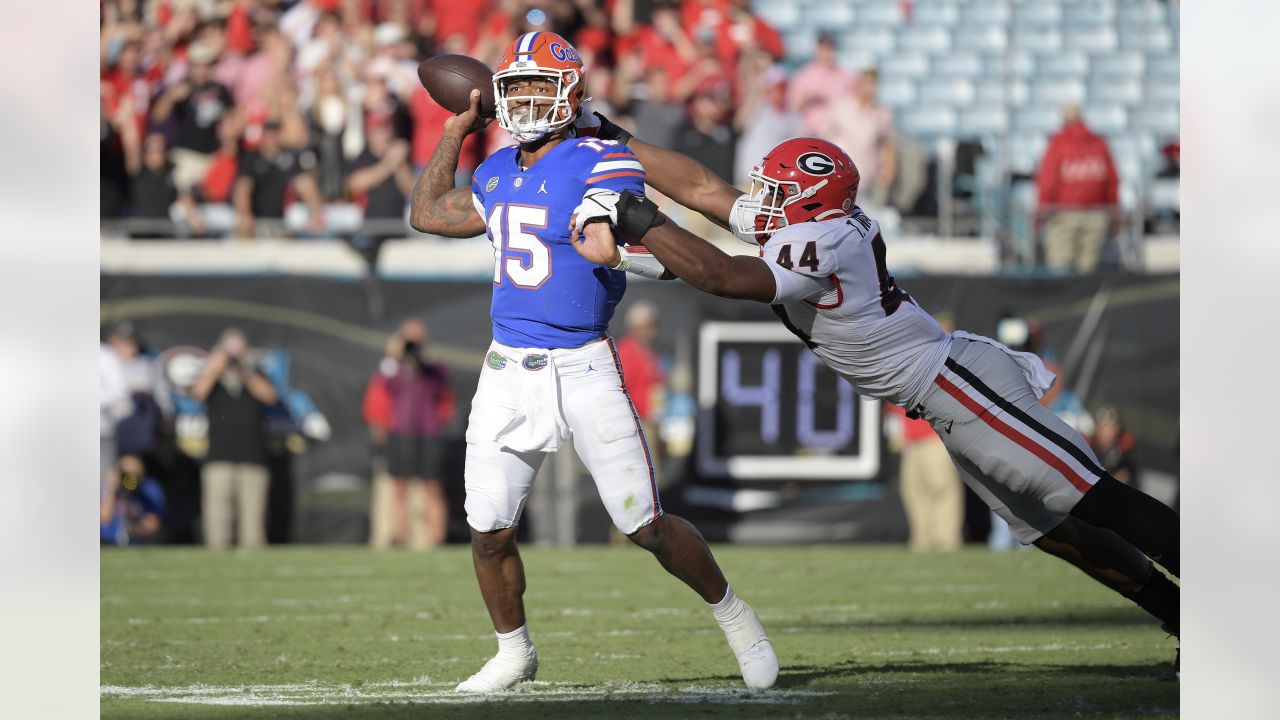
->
xmin=409 ymin=32 xmax=778 ymax=693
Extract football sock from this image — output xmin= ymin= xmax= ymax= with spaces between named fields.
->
xmin=1127 ymin=564 xmax=1179 ymax=636
xmin=708 ymin=585 xmax=743 ymax=624
xmin=1071 ymin=475 xmax=1180 ymax=576
xmin=496 ymin=624 xmax=533 ymax=658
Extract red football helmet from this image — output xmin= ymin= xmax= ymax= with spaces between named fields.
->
xmin=493 ymin=32 xmax=587 ymax=143
xmin=745 ymin=137 xmax=860 ymax=242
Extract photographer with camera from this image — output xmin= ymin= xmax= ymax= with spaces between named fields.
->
xmin=189 ymin=328 xmax=279 ymax=549
xmin=100 ymin=455 xmax=167 ymax=547
xmin=380 ymin=319 xmax=455 ymax=548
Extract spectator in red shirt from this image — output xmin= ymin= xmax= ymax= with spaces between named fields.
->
xmin=681 ymin=0 xmax=729 ymax=39
xmin=200 ymin=113 xmax=244 ymax=208
xmin=614 ymin=301 xmax=665 ymax=433
xmin=102 ymin=40 xmax=156 ymax=137
xmin=410 ymin=85 xmax=483 ymax=178
xmin=380 ymin=319 xmax=456 ymax=548
xmin=1036 ymin=103 xmax=1120 ymax=274
xmin=713 ymin=0 xmax=785 ymax=70
xmin=624 ymin=2 xmax=699 ymax=86
xmin=362 ymin=336 xmax=397 ymax=548
xmin=427 ymin=0 xmax=492 ymax=50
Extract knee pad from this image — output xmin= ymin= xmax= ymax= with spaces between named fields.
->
xmin=463 ymin=491 xmax=506 ymax=532
xmin=462 ymin=462 xmax=515 ymax=533
xmin=618 ymin=505 xmax=661 ymax=538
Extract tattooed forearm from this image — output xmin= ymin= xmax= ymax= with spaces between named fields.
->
xmin=409 ymin=132 xmax=484 ymax=237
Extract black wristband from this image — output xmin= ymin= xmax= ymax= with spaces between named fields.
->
xmin=593 ymin=111 xmax=633 ymax=146
xmin=615 ymin=190 xmax=667 ymax=244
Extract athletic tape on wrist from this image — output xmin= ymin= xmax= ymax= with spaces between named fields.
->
xmin=609 ymin=246 xmax=667 ymax=279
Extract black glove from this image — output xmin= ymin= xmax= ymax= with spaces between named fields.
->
xmin=615 ymin=190 xmax=667 ymax=244
xmin=592 ymin=111 xmax=633 ymax=146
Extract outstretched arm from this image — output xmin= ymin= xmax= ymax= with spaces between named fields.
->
xmin=591 ymin=113 xmax=741 ymax=229
xmin=627 ymin=134 xmax=741 ymax=229
xmin=409 ymin=90 xmax=489 ymax=237
xmin=570 ymin=190 xmax=830 ymax=305
xmin=571 ymin=218 xmax=776 ymax=303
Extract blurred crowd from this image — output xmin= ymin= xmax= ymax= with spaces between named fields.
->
xmin=100 ymin=0 xmax=1178 ymax=273
xmin=101 ymin=0 xmax=918 ymax=241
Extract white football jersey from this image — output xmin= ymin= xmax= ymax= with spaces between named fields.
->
xmin=761 ymin=209 xmax=952 ymax=409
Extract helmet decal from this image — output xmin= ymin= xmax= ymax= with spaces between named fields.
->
xmin=548 ymin=41 xmax=580 ymax=63
xmin=797 ymin=152 xmax=836 ymax=176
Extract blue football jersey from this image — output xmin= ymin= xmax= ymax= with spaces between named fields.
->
xmin=470 ymin=137 xmax=646 ymax=349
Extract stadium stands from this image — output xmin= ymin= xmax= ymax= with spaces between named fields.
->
xmin=760 ymin=0 xmax=1179 ymax=246
xmin=100 ymin=0 xmax=1178 ymax=263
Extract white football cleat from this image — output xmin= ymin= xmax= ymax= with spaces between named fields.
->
xmin=720 ymin=604 xmax=779 ymax=689
xmin=736 ymin=637 xmax=779 ymax=689
xmin=454 ymin=647 xmax=539 ymax=693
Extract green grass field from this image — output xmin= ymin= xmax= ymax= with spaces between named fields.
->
xmin=101 ymin=545 xmax=1177 ymax=719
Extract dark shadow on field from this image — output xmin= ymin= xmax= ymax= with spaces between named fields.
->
xmin=762 ymin=659 xmax=1176 ymax=688
xmin=780 ymin=605 xmax=1162 ymax=633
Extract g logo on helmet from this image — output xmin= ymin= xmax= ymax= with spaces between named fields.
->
xmin=797 ymin=152 xmax=836 ymax=176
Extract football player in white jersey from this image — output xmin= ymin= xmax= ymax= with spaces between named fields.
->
xmin=567 ymin=130 xmax=1180 ymax=670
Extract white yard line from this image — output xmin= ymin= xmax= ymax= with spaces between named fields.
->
xmin=101 ymin=680 xmax=834 ymax=707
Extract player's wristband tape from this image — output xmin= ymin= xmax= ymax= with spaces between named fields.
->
xmin=615 ymin=190 xmax=667 ymax=244
xmin=609 ymin=246 xmax=668 ymax=279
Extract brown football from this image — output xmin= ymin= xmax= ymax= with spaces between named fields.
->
xmin=417 ymin=54 xmax=497 ymax=118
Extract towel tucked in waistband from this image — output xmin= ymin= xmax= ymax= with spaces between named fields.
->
xmin=952 ymin=330 xmax=1057 ymax=399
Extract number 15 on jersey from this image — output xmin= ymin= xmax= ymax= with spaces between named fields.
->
xmin=487 ymin=203 xmax=551 ymax=288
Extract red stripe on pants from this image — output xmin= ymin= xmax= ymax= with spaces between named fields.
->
xmin=934 ymin=373 xmax=1094 ymax=493
xmin=605 ymin=337 xmax=661 ymax=522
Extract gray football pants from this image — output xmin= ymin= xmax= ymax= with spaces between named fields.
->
xmin=911 ymin=337 xmax=1107 ymax=543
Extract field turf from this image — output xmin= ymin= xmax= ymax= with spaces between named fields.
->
xmin=101 ymin=545 xmax=1178 ymax=719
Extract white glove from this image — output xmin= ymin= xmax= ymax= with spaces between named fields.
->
xmin=572 ymin=188 xmax=622 ymax=233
